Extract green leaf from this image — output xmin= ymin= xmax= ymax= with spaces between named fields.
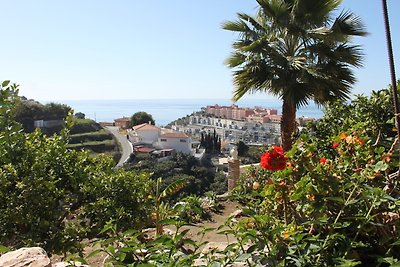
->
xmin=326 ymin=196 xmax=344 ymax=204
xmin=374 ymin=161 xmax=388 ymax=172
xmin=181 ymin=238 xmax=197 ymax=247
xmin=0 ymin=245 xmax=10 ymax=253
xmin=159 ymin=177 xmax=188 ymax=200
xmin=1 ymin=80 xmax=10 ymax=87
xmin=87 ymin=249 xmax=103 ymax=258
xmin=246 ymin=244 xmax=257 ymax=253
xmin=236 ymin=253 xmax=252 ymax=262
xmin=335 ymin=259 xmax=362 ymax=267
xmin=210 ymin=262 xmax=221 ymax=267
xmin=346 ymin=199 xmax=360 ymax=206
xmin=118 ymin=252 xmax=126 ymax=262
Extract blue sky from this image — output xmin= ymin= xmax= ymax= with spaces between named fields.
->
xmin=0 ymin=0 xmax=399 ymax=101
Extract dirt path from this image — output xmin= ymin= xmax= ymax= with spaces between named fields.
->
xmin=177 ymin=200 xmax=242 ymax=244
xmin=52 ymin=200 xmax=242 ymax=266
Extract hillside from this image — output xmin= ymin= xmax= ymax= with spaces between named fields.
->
xmin=67 ymin=118 xmax=122 ymax=163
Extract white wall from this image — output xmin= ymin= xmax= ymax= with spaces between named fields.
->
xmin=137 ymin=130 xmax=160 ymax=144
xmin=158 ymin=137 xmax=192 ymax=154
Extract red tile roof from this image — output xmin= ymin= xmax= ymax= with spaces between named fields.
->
xmin=134 ymin=147 xmax=155 ymax=153
xmin=132 ymin=123 xmax=160 ymax=131
xmin=160 ymin=132 xmax=189 ymax=138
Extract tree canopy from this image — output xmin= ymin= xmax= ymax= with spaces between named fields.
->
xmin=130 ymin=111 xmax=155 ymax=127
xmin=223 ymin=0 xmax=367 ymax=150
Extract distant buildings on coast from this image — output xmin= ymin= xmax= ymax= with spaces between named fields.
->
xmin=204 ymin=104 xmax=281 ymax=123
xmin=171 ymin=104 xmax=315 ymax=145
xmin=111 ymin=104 xmax=316 ymax=159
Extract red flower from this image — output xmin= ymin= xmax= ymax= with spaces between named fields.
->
xmin=260 ymin=146 xmax=287 ymax=171
xmin=319 ymin=157 xmax=327 ymax=164
xmin=332 ymin=142 xmax=339 ymax=149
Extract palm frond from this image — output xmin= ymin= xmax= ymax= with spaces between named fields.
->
xmin=256 ymin=0 xmax=291 ymax=25
xmin=222 ymin=19 xmax=251 ymax=33
xmin=224 ymin=52 xmax=247 ymax=68
xmin=237 ymin=13 xmax=266 ymax=33
xmin=331 ymin=10 xmax=368 ymax=37
xmin=292 ymin=0 xmax=341 ymax=26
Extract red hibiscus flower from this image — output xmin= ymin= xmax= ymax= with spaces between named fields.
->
xmin=332 ymin=142 xmax=339 ymax=149
xmin=260 ymin=146 xmax=287 ymax=171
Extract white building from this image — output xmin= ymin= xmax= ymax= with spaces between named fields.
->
xmin=131 ymin=123 xmax=161 ymax=144
xmin=156 ymin=132 xmax=192 ymax=154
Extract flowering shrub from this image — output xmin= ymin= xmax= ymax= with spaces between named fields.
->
xmin=260 ymin=145 xmax=287 ymax=171
xmin=231 ymin=87 xmax=400 ymax=266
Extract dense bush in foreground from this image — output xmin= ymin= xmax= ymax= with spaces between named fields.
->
xmin=0 ymin=82 xmax=153 ymax=253
xmin=233 ymin=86 xmax=400 ymax=266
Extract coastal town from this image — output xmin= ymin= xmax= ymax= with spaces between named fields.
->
xmin=2 ymin=0 xmax=399 ymax=265
xmin=110 ymin=104 xmax=315 ymax=165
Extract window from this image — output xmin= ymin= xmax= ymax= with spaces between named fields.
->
xmin=180 ymin=139 xmax=187 ymax=142
xmin=160 ymin=139 xmax=167 ymax=142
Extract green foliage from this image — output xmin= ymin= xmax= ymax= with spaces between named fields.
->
xmin=14 ymin=99 xmax=71 ymax=133
xmin=175 ymin=195 xmax=209 ymax=223
xmin=239 ymin=144 xmax=267 ymax=165
xmin=0 ymin=81 xmax=154 ymax=253
xmin=85 ymin=220 xmax=207 ymax=266
xmin=0 ymin=82 xmax=89 ymax=252
xmin=130 ymin=111 xmax=155 ymax=127
xmin=200 ymin=129 xmax=221 ymax=153
xmin=209 ymin=171 xmax=228 ymax=195
xmin=125 ymin=152 xmax=218 ymax=197
xmin=236 ymin=141 xmax=249 ymax=156
xmin=68 ymin=130 xmax=112 ymax=144
xmin=70 ymin=118 xmax=102 ymax=134
xmin=74 ymin=112 xmax=85 ymax=119
xmin=230 ymin=87 xmax=400 ymax=265
xmin=81 ymin=169 xmax=153 ymax=233
xmin=68 ymin=119 xmax=119 ymax=158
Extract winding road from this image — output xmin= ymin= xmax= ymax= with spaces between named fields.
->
xmin=105 ymin=126 xmax=133 ymax=167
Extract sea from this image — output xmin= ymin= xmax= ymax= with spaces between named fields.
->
xmin=47 ymin=99 xmax=324 ymax=127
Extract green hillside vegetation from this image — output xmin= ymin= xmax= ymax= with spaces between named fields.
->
xmin=14 ymin=99 xmax=71 ymax=134
xmin=69 ymin=129 xmax=112 ymax=144
xmin=68 ymin=118 xmax=121 ymax=162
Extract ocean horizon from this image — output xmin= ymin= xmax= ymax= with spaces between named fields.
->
xmin=43 ymin=98 xmax=325 ymax=127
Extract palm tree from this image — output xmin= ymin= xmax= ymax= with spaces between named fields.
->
xmin=223 ymin=0 xmax=367 ymax=150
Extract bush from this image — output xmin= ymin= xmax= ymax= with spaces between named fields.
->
xmin=0 ymin=81 xmax=154 ymax=253
xmin=81 ymin=169 xmax=153 ymax=233
xmin=230 ymin=87 xmax=400 ymax=265
xmin=70 ymin=118 xmax=102 ymax=134
xmin=209 ymin=171 xmax=228 ymax=195
xmin=68 ymin=131 xmax=112 ymax=144
xmin=174 ymin=195 xmax=210 ymax=223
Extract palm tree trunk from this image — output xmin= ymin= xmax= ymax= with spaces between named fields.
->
xmin=281 ymin=100 xmax=297 ymax=151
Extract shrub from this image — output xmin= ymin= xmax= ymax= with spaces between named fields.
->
xmin=230 ymin=88 xmax=400 ymax=265
xmin=81 ymin=169 xmax=153 ymax=233
xmin=0 ymin=81 xmax=154 ymax=253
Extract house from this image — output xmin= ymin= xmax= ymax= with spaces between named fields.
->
xmin=131 ymin=123 xmax=161 ymax=144
xmin=114 ymin=117 xmax=131 ymax=129
xmin=157 ymin=132 xmax=192 ymax=154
